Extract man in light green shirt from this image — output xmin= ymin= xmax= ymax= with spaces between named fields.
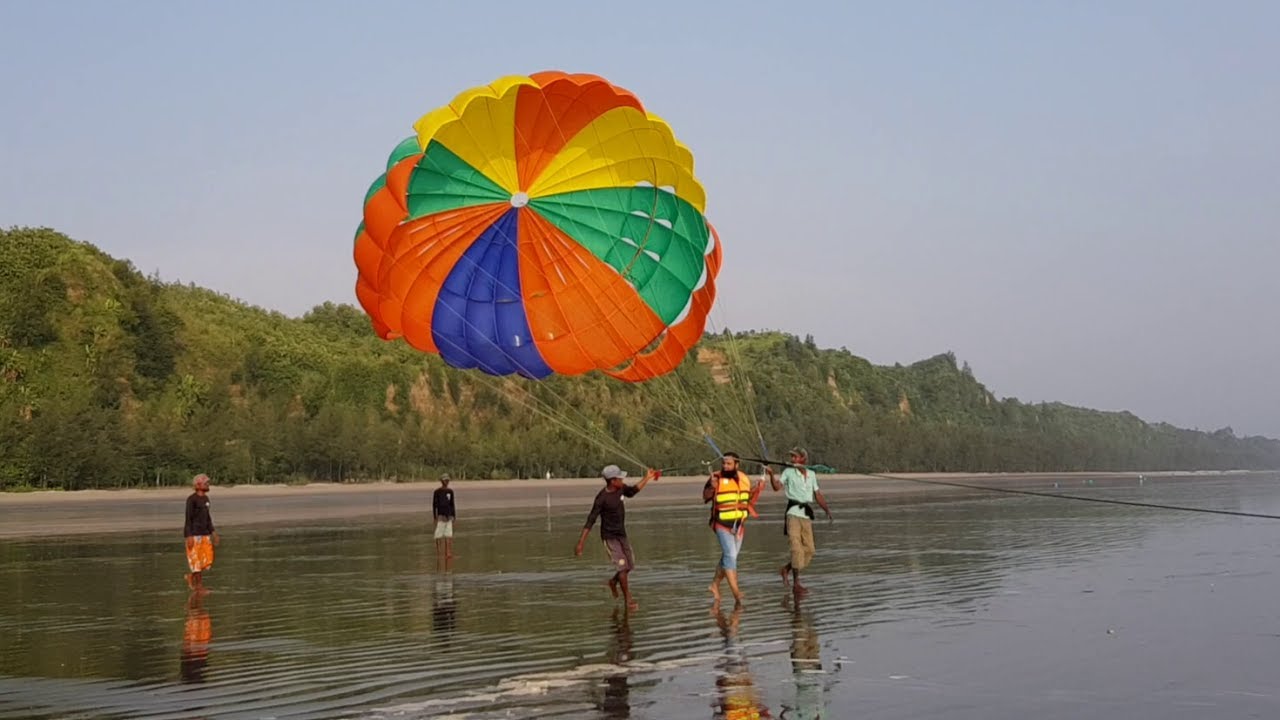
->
xmin=766 ymin=448 xmax=832 ymax=594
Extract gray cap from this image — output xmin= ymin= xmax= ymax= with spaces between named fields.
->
xmin=602 ymin=464 xmax=628 ymax=480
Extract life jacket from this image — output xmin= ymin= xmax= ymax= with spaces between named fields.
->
xmin=711 ymin=471 xmax=759 ymax=526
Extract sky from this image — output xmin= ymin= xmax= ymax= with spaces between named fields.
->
xmin=1 ymin=1 xmax=1277 ymax=438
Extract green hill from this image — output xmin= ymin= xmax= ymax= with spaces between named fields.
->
xmin=2 ymin=227 xmax=1277 ymax=490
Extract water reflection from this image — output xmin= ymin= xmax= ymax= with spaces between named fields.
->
xmin=712 ymin=606 xmax=772 ymax=719
xmin=431 ymin=574 xmax=457 ymax=646
xmin=5 ymin=477 xmax=1273 ymax=719
xmin=599 ymin=607 xmax=633 ymax=718
xmin=179 ymin=592 xmax=211 ymax=684
xmin=781 ymin=594 xmax=825 ymax=720
xmin=435 ymin=552 xmax=454 ymax=574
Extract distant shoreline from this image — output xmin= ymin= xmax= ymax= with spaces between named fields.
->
xmin=0 ymin=470 xmax=1268 ymax=539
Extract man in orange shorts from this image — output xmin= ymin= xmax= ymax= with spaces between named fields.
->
xmin=183 ymin=473 xmax=220 ymax=591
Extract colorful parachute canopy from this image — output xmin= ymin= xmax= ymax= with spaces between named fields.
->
xmin=354 ymin=71 xmax=721 ymax=382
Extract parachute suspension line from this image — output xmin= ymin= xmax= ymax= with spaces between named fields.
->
xmin=521 ymin=126 xmax=725 ymax=461
xmin=551 ymin=114 xmax=741 ymax=466
xmin=867 ymin=473 xmax=1280 ymax=520
xmin=402 ymin=251 xmax=643 ymax=467
xmin=703 ymin=434 xmax=724 ymax=458
xmin=648 ymin=353 xmax=747 ymax=463
xmin=432 ymin=358 xmax=635 ymax=465
xmin=641 ymin=377 xmax=720 ymax=447
xmin=645 ymin=316 xmax=752 ymax=450
xmin=719 ymin=318 xmax=769 ymax=461
xmin=704 ymin=331 xmax=761 ymax=452
xmin=468 ymin=372 xmax=645 ymax=469
xmin=701 ymin=314 xmax=769 ymax=458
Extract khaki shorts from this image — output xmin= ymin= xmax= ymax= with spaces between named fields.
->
xmin=434 ymin=518 xmax=454 ymax=539
xmin=786 ymin=515 xmax=816 ymax=571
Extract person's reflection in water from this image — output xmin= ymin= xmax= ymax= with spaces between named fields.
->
xmin=780 ymin=594 xmax=826 ymax=719
xmin=435 ymin=551 xmax=454 ymax=574
xmin=599 ymin=606 xmax=633 ymax=718
xmin=712 ymin=605 xmax=773 ymax=719
xmin=179 ymin=591 xmax=212 ymax=683
xmin=431 ymin=574 xmax=457 ymax=648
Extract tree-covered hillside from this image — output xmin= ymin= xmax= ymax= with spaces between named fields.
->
xmin=2 ymin=227 xmax=1276 ymax=490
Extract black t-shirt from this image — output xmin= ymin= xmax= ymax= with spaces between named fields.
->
xmin=433 ymin=487 xmax=456 ymax=518
xmin=184 ymin=493 xmax=215 ymax=537
xmin=584 ymin=485 xmax=639 ymax=540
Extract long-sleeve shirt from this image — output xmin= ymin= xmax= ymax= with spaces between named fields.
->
xmin=184 ymin=493 xmax=215 ymax=537
xmin=584 ymin=485 xmax=639 ymax=540
xmin=433 ymin=487 xmax=456 ymax=519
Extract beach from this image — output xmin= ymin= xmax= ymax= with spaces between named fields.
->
xmin=3 ymin=471 xmax=1278 ymax=719
xmin=0 ymin=471 xmax=1226 ymax=539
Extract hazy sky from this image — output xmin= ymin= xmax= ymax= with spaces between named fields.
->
xmin=2 ymin=1 xmax=1277 ymax=438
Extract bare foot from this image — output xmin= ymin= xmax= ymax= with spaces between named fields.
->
xmin=627 ymin=600 xmax=639 ymax=612
xmin=184 ymin=573 xmax=193 ymax=589
xmin=733 ymin=593 xmax=745 ymax=608
xmin=793 ymin=583 xmax=809 ymax=597
xmin=708 ymin=582 xmax=722 ymax=604
xmin=779 ymin=565 xmax=792 ymax=588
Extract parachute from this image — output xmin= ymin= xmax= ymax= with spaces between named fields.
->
xmin=354 ymin=71 xmax=721 ymax=383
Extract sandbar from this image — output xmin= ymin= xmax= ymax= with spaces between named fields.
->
xmin=0 ymin=471 xmax=1252 ymax=539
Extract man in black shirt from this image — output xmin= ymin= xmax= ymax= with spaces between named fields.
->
xmin=575 ymin=464 xmax=659 ymax=611
xmin=183 ymin=474 xmax=220 ymax=591
xmin=432 ymin=474 xmax=456 ymax=560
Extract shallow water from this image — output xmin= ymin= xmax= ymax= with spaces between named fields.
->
xmin=2 ymin=475 xmax=1279 ymax=719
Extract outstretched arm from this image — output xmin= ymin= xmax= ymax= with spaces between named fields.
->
xmin=632 ymin=468 xmax=660 ymax=489
xmin=628 ymin=468 xmax=660 ymax=495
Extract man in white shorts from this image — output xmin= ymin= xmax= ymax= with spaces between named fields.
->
xmin=432 ymin=474 xmax=456 ymax=559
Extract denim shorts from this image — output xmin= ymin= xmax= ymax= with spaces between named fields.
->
xmin=715 ymin=525 xmax=743 ymax=570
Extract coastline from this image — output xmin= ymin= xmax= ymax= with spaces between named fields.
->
xmin=0 ymin=470 xmax=1263 ymax=539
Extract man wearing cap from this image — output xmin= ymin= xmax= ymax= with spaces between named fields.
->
xmin=183 ymin=473 xmax=220 ymax=591
xmin=575 ymin=465 xmax=660 ymax=611
xmin=766 ymin=448 xmax=832 ymax=594
xmin=432 ymin=474 xmax=457 ymax=560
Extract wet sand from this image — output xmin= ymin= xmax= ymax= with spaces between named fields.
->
xmin=4 ymin=473 xmax=1278 ymax=719
xmin=0 ymin=471 xmax=1243 ymax=539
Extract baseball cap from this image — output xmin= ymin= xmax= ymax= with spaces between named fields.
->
xmin=602 ymin=465 xmax=627 ymax=480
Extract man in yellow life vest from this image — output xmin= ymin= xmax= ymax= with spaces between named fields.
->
xmin=703 ymin=452 xmax=765 ymax=607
